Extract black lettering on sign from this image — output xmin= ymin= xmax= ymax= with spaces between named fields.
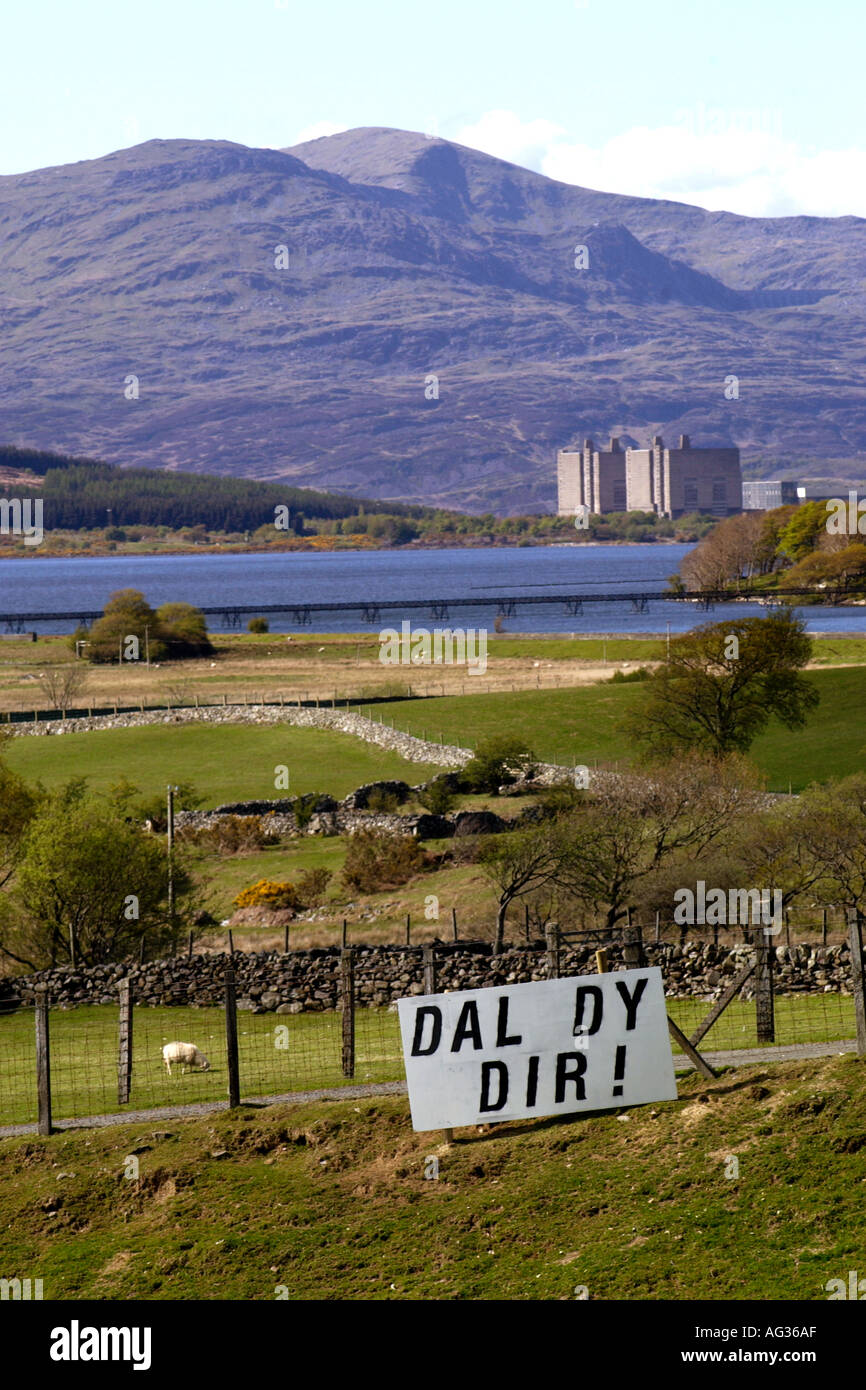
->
xmin=555 ymin=1052 xmax=587 ymax=1103
xmin=479 ymin=1061 xmax=509 ymax=1112
xmin=525 ymin=1055 xmax=540 ymax=1107
xmin=615 ymin=977 xmax=648 ymax=1030
xmin=573 ymin=985 xmax=603 ymax=1036
xmin=451 ymin=1000 xmax=483 ymax=1052
xmin=411 ymin=1006 xmax=442 ymax=1056
xmin=496 ymin=996 xmax=522 ymax=1047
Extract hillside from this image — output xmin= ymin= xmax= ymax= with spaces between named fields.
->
xmin=1 ymin=129 xmax=865 ymax=511
xmin=1 ymin=1056 xmax=863 ymax=1299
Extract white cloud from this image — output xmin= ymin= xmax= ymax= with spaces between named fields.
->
xmin=455 ymin=109 xmax=866 ymax=217
xmin=289 ymin=121 xmax=348 ymax=147
xmin=456 ymin=110 xmax=567 ymax=171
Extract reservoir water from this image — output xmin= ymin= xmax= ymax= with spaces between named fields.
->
xmin=1 ymin=544 xmax=865 ymax=636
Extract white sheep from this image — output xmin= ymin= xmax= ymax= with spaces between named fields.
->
xmin=162 ymin=1041 xmax=210 ymax=1076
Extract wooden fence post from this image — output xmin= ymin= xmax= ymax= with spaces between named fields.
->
xmin=187 ymin=931 xmax=194 ymax=958
xmin=224 ymin=967 xmax=241 ymax=1108
xmin=623 ymin=920 xmax=644 ymax=968
xmin=117 ymin=978 xmax=133 ymax=1105
xmin=422 ymin=944 xmax=436 ymax=995
xmin=847 ymin=908 xmax=866 ymax=1057
xmin=451 ymin=907 xmax=458 ymax=942
xmin=35 ymin=987 xmax=52 ymax=1136
xmin=667 ymin=1016 xmax=717 ymax=1081
xmin=822 ymin=907 xmax=828 ymax=946
xmin=341 ymin=949 xmax=355 ymax=1079
xmin=422 ymin=945 xmax=454 ymax=1143
xmin=227 ymin=929 xmax=234 ymax=958
xmin=284 ymin=921 xmax=290 ymax=953
xmin=545 ymin=924 xmax=561 ymax=979
xmin=341 ymin=919 xmax=347 ymax=949
xmin=753 ymin=925 xmax=775 ymax=1043
xmin=654 ymin=910 xmax=660 ymax=944
xmin=405 ymin=913 xmax=411 ymax=946
xmin=595 ymin=948 xmax=609 ymax=974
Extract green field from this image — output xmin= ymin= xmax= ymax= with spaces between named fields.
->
xmin=372 ymin=665 xmax=866 ymax=790
xmin=3 ymin=723 xmax=441 ymax=807
xmin=0 ymin=993 xmax=855 ymax=1128
xmin=3 ymin=663 xmax=865 ymax=799
xmin=0 ymin=1054 xmax=864 ymax=1299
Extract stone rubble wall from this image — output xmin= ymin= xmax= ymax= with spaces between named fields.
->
xmin=3 ymin=940 xmax=853 ymax=1013
xmin=5 ymin=703 xmax=582 ymax=787
xmin=5 ymin=704 xmax=472 ymax=767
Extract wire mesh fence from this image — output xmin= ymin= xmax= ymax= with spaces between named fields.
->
xmin=0 ymin=925 xmax=863 ymax=1131
xmin=665 ymin=993 xmax=856 ymax=1056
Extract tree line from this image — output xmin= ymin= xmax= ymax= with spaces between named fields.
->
xmin=676 ymin=499 xmax=866 ymax=596
xmin=0 ymin=445 xmax=432 ymax=532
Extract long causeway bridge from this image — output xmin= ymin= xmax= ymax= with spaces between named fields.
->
xmin=0 ymin=586 xmax=857 ymax=632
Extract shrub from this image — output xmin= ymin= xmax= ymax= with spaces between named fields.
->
xmin=417 ymin=776 xmax=457 ymax=816
xmin=292 ymin=793 xmax=324 ymax=829
xmin=296 ymin=866 xmax=332 ymax=907
xmin=366 ymin=788 xmax=401 ymax=813
xmin=341 ymin=830 xmax=428 ymax=893
xmin=190 ymin=815 xmax=279 ymax=855
xmin=248 ymin=617 xmax=269 ymax=633
xmin=233 ymin=879 xmax=300 ymax=910
xmin=606 ymin=666 xmax=651 ymax=683
xmin=461 ymin=736 xmax=536 ymax=794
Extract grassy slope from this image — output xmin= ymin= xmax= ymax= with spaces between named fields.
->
xmin=373 ymin=665 xmax=866 ymax=790
xmin=3 ymin=724 xmax=440 ymax=807
xmin=4 ymin=666 xmax=862 ymax=801
xmin=1 ymin=1056 xmax=863 ymax=1300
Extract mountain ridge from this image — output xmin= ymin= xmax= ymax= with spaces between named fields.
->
xmin=1 ymin=126 xmax=864 ymax=512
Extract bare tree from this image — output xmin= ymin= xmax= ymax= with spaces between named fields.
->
xmin=555 ymin=755 xmax=765 ymax=932
xmin=35 ymin=665 xmax=89 ymax=711
xmin=480 ymin=824 xmax=566 ymax=953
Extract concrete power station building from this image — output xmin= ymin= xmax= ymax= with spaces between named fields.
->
xmin=557 ymin=435 xmax=742 ymax=519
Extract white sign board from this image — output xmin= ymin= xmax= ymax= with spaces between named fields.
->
xmin=397 ymin=967 xmax=677 ymax=1131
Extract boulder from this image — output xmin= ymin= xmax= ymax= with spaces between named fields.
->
xmin=453 ymin=810 xmax=507 ymax=836
xmin=407 ymin=813 xmax=454 ymax=840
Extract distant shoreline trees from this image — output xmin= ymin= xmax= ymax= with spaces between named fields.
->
xmin=676 ymin=500 xmax=866 ymax=599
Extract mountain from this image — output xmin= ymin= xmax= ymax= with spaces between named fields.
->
xmin=1 ymin=127 xmax=865 ymax=512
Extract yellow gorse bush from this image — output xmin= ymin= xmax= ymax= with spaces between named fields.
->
xmin=233 ymin=879 xmax=298 ymax=909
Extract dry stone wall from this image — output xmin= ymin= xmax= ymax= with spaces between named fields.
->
xmin=6 ymin=704 xmax=580 ymax=788
xmin=2 ymin=940 xmax=853 ymax=1013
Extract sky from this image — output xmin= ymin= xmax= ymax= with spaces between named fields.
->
xmin=1 ymin=0 xmax=864 ymax=217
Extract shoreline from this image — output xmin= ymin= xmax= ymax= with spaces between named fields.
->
xmin=0 ymin=536 xmax=689 ymax=561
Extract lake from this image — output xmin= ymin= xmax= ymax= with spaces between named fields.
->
xmin=1 ymin=544 xmax=865 ymax=635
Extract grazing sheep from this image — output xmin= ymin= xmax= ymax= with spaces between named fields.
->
xmin=162 ymin=1041 xmax=210 ymax=1076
